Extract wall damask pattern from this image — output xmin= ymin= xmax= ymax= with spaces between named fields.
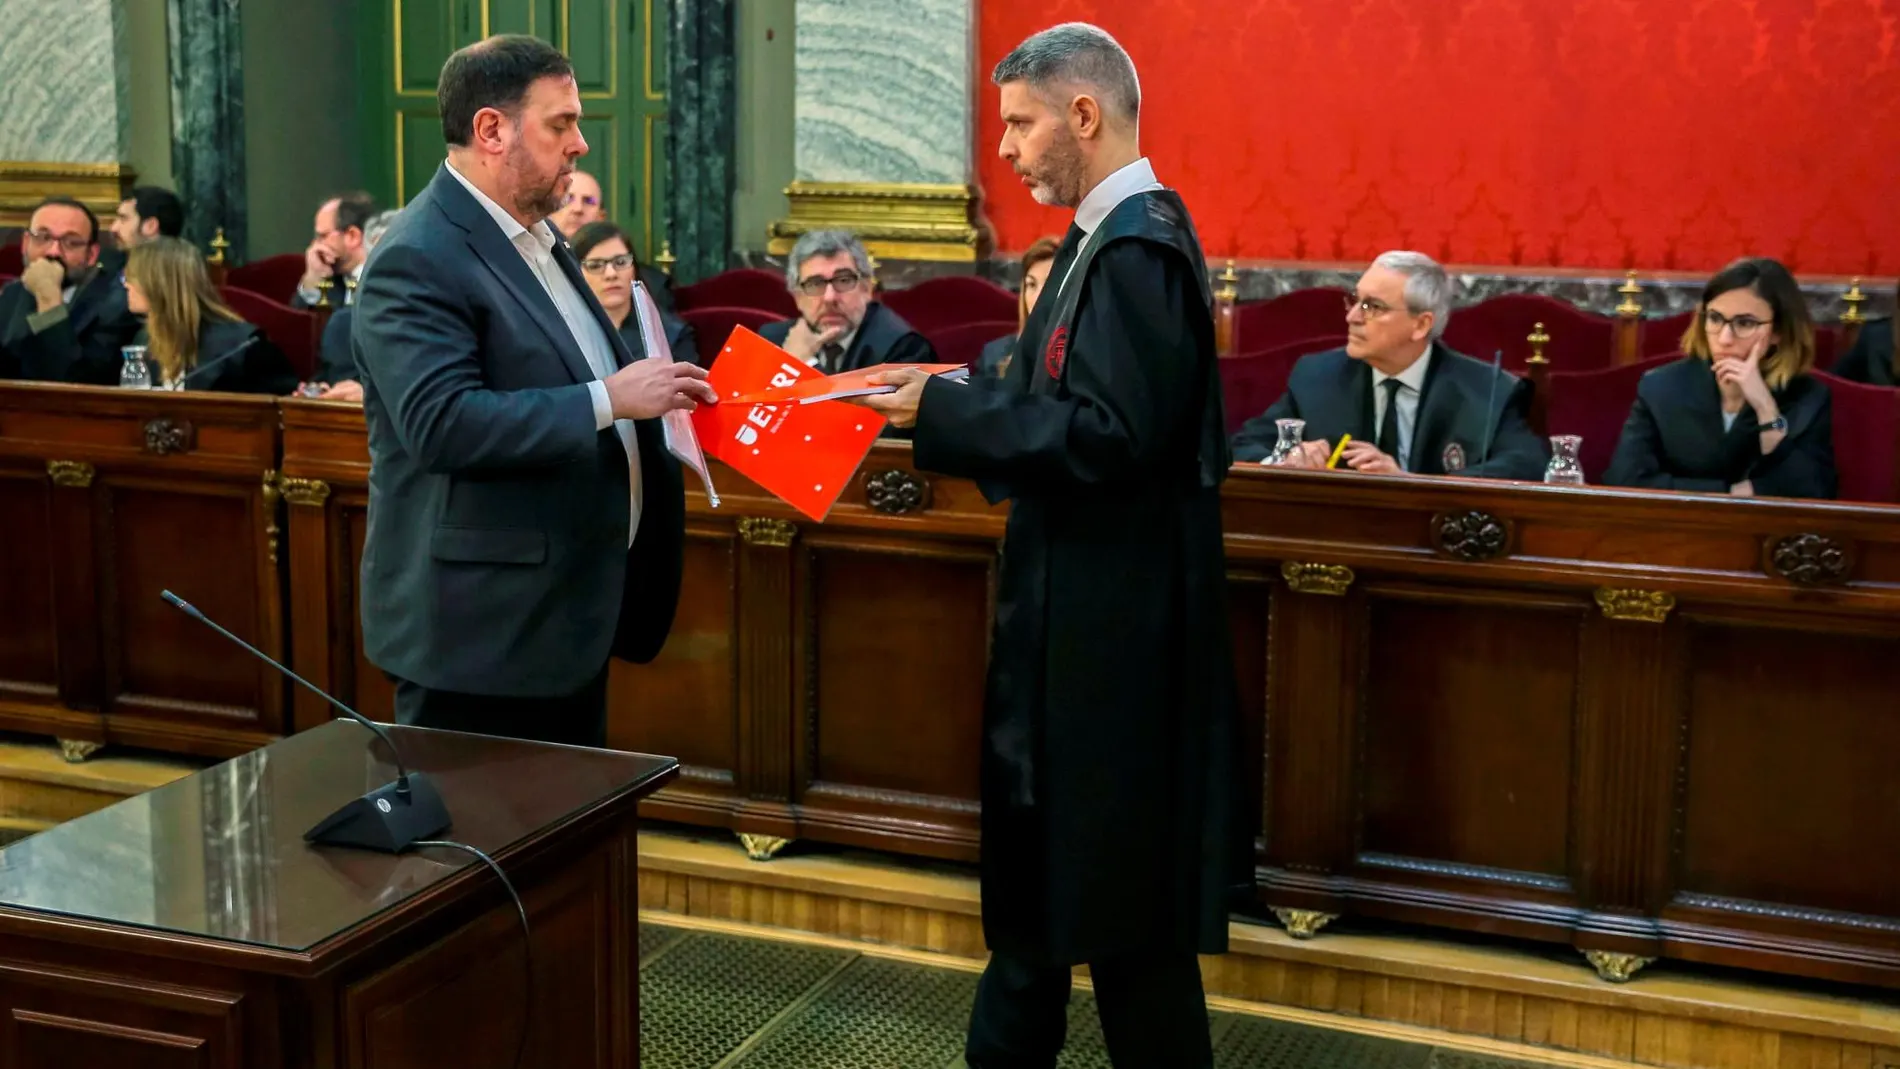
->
xmin=978 ymin=0 xmax=1900 ymax=274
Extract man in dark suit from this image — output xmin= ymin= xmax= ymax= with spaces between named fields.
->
xmin=759 ymin=229 xmax=936 ymax=373
xmin=292 ymin=191 xmax=377 ymax=311
xmin=0 ymin=197 xmax=142 ymax=385
xmin=352 ymin=34 xmax=717 ymax=747
xmin=1231 ymin=251 xmax=1547 ymax=479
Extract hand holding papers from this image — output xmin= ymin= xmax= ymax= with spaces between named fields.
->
xmin=843 ymin=367 xmax=935 ymax=429
xmin=726 ymin=364 xmax=967 ymax=406
xmin=625 ymin=281 xmax=722 ymax=505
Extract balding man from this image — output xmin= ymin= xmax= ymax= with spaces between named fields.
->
xmin=855 ymin=23 xmax=1237 ymax=1068
xmin=551 ymin=168 xmax=604 ymax=236
xmin=293 ymin=191 xmax=377 ymax=309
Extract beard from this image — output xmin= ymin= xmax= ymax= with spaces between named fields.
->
xmin=506 ymin=138 xmax=567 ymax=221
xmin=1025 ymin=130 xmax=1086 ymax=208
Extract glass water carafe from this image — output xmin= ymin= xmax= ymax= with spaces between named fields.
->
xmin=119 ymin=346 xmax=152 ymax=389
xmin=1262 ymin=418 xmax=1307 ymax=466
xmin=1544 ymin=434 xmax=1585 ymax=485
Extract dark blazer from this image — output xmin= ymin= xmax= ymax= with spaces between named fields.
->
xmin=1833 ymin=319 xmax=1896 ymax=387
xmin=1230 ymin=345 xmax=1549 ymax=478
xmin=1603 ymin=356 xmax=1836 ymax=498
xmin=351 ymin=164 xmax=685 ymax=699
xmin=0 ymin=268 xmax=142 ymax=385
xmin=615 ymin=308 xmax=700 ymax=368
xmin=315 ymin=307 xmax=355 ymax=385
xmin=758 ymin=301 xmax=936 ymax=372
xmin=975 ymin=333 xmax=1016 ymax=379
xmin=136 ymin=319 xmax=299 ymax=395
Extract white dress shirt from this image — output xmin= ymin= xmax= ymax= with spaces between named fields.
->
xmin=445 ymin=161 xmax=642 ymax=544
xmin=1372 ymin=344 xmax=1434 ymax=471
xmin=1058 ymin=157 xmax=1165 ymax=297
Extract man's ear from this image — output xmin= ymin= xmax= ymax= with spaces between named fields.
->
xmin=1071 ymin=93 xmax=1102 ymax=140
xmin=139 ymin=218 xmax=159 ymax=240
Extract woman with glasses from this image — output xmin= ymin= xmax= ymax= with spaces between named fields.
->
xmin=976 ymin=237 xmax=1061 ymax=378
xmin=1605 ymin=257 xmax=1835 ymax=498
xmin=123 ymin=237 xmax=297 ymax=394
xmin=569 ymin=221 xmax=699 ymax=365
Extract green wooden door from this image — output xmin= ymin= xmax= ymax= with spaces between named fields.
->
xmin=362 ymin=0 xmax=670 ymax=258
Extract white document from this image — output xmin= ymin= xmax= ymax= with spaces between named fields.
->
xmin=630 ymin=281 xmax=720 ymax=508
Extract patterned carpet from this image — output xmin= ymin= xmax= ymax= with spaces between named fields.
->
xmin=636 ymin=922 xmax=1576 ymax=1069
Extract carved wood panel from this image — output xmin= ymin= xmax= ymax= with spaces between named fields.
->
xmin=0 ymin=470 xmax=59 ymax=700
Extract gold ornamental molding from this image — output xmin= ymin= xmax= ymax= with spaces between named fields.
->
xmin=767 ymin=181 xmax=988 ymax=263
xmin=1272 ymin=908 xmax=1337 ymax=939
xmin=0 ymin=161 xmax=137 ymax=229
xmin=1594 ymin=587 xmax=1676 ymax=623
xmin=736 ymin=833 xmax=790 ymax=861
xmin=1583 ymin=949 xmax=1654 ymax=983
xmin=278 ymin=476 xmax=333 ymax=508
xmin=1281 ymin=561 xmax=1355 ymax=596
xmin=46 ymin=460 xmax=95 ymax=488
xmin=262 ymin=470 xmax=282 ymax=566
xmin=737 ymin=517 xmax=797 ymax=548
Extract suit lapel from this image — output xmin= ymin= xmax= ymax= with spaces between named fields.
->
xmin=1411 ymin=351 xmax=1463 ymax=473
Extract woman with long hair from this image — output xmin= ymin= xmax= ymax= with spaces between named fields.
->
xmin=569 ymin=220 xmax=700 ymax=365
xmin=976 ymin=236 xmax=1062 ymax=378
xmin=124 ymin=237 xmax=296 ymax=394
xmin=1605 ymin=257 xmax=1835 ymax=498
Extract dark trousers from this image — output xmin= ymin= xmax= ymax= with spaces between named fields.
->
xmin=965 ymin=951 xmax=1212 ymax=1069
xmin=391 ymin=662 xmax=611 ymax=748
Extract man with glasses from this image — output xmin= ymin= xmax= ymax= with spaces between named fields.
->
xmin=0 ymin=197 xmax=141 ymax=384
xmin=760 ymin=229 xmax=935 ymax=375
xmin=293 ymin=191 xmax=377 ymax=309
xmin=550 ymin=168 xmax=604 ymax=236
xmin=1231 ymin=250 xmax=1546 ymax=479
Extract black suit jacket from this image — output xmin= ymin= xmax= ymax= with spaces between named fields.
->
xmin=135 ymin=319 xmax=299 ymax=394
xmin=615 ymin=308 xmax=700 ymax=368
xmin=1833 ymin=319 xmax=1896 ymax=387
xmin=0 ymin=268 xmax=142 ymax=385
xmin=1230 ymin=345 xmax=1548 ymax=478
xmin=316 ymin=307 xmax=356 ymax=385
xmin=351 ymin=164 xmax=685 ymax=699
xmin=975 ymin=333 xmax=1016 ymax=379
xmin=757 ymin=302 xmax=936 ymax=372
xmin=1603 ymin=357 xmax=1836 ymax=498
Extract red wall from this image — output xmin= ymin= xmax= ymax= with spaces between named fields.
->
xmin=977 ymin=0 xmax=1900 ymax=275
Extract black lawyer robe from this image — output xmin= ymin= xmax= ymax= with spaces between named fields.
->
xmin=911 ymin=190 xmax=1240 ymax=968
xmin=1833 ymin=319 xmax=1896 ymax=387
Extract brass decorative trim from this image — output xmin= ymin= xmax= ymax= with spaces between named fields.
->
xmin=1615 ymin=270 xmax=1644 ymax=319
xmin=1272 ymin=908 xmax=1337 ymax=940
xmin=1594 ymin=587 xmax=1675 ymax=623
xmin=768 ymin=181 xmax=988 ymax=263
xmin=736 ymin=833 xmax=790 ymax=861
xmin=1526 ymin=322 xmax=1550 ymax=365
xmin=1841 ymin=277 xmax=1867 ymax=326
xmin=1768 ymin=533 xmax=1851 ymax=586
xmin=46 ymin=460 xmax=95 ymax=488
xmin=737 ymin=517 xmax=797 ymax=548
xmin=863 ymin=469 xmax=930 ymax=515
xmin=142 ymin=417 xmax=196 ymax=456
xmin=262 ymin=470 xmax=282 ymax=566
xmin=1281 ymin=561 xmax=1354 ymax=596
xmin=57 ymin=738 xmax=102 ymax=763
xmin=1431 ymin=510 xmax=1510 ymax=561
xmin=1583 ymin=949 xmax=1653 ymax=983
xmin=0 ymin=161 xmax=136 ymax=227
xmin=279 ymin=476 xmax=333 ymax=508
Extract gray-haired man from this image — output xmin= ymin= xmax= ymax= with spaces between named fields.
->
xmin=759 ymin=229 xmax=934 ymax=373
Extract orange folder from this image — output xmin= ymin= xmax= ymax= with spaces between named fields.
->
xmin=691 ymin=327 xmax=888 ymax=522
xmin=724 ymin=363 xmax=969 ymax=406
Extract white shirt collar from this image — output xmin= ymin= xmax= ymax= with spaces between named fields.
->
xmin=1373 ymin=343 xmax=1433 ymax=393
xmin=1074 ymin=157 xmax=1162 ymax=236
xmin=445 ymin=159 xmax=558 ymax=253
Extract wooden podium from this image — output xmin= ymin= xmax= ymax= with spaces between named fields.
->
xmin=0 ymin=720 xmax=676 ymax=1068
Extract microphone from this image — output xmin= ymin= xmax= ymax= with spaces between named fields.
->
xmin=1477 ymin=348 xmax=1503 ymax=470
xmin=161 ymin=590 xmax=451 ymax=853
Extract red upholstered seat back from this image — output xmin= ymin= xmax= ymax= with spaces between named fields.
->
xmin=1813 ymin=371 xmax=1900 ymax=503
xmin=218 ymin=286 xmax=318 ymax=379
xmin=880 ymin=277 xmax=1017 ymax=333
xmin=224 ymin=254 xmax=308 ymax=305
xmin=1232 ymin=289 xmax=1347 ymax=353
xmin=1644 ymin=312 xmax=1694 ymax=357
xmin=1442 ymin=293 xmax=1615 ymax=372
xmin=1218 ymin=336 xmax=1338 ymax=435
xmin=923 ymin=321 xmax=1015 ymax=370
xmin=674 ymin=269 xmax=797 ymax=317
xmin=0 ymin=244 xmax=21 ymax=277
xmin=682 ymin=306 xmax=783 ymax=366
xmin=1543 ymin=354 xmax=1679 ymax=484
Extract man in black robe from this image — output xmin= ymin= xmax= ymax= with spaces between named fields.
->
xmin=855 ymin=23 xmax=1238 ymax=1069
xmin=759 ymin=229 xmax=935 ymax=373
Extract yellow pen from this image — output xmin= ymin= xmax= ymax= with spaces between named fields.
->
xmin=1325 ymin=434 xmax=1352 ymax=470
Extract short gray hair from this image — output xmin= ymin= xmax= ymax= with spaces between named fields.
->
xmin=992 ymin=22 xmax=1140 ymax=125
xmin=363 ymin=209 xmax=401 ymax=250
xmin=785 ymin=230 xmax=872 ymax=290
xmin=1371 ymin=250 xmax=1453 ymax=340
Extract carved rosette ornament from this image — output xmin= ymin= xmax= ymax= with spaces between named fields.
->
xmin=142 ymin=417 xmax=196 ymax=456
xmin=1767 ymin=534 xmax=1851 ymax=586
xmin=1431 ymin=510 xmax=1510 ymax=561
xmin=863 ymin=469 xmax=930 ymax=515
xmin=1281 ymin=562 xmax=1355 ymax=596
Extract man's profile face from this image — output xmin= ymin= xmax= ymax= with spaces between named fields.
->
xmin=23 ymin=204 xmax=99 ymax=282
xmin=998 ymin=81 xmax=1085 ymax=208
xmin=553 ymin=169 xmax=604 ymax=235
xmin=793 ymin=250 xmax=871 ymax=335
xmin=503 ymin=75 xmax=588 ymax=221
xmin=1345 ymin=265 xmax=1431 ymax=364
xmin=111 ymin=199 xmax=152 ymax=250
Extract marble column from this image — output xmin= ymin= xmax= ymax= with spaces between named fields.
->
xmin=769 ymin=0 xmax=984 ymax=263
xmin=666 ymin=0 xmax=737 ymax=284
xmin=167 ymin=0 xmax=245 ymax=260
xmin=0 ymin=0 xmax=136 ymax=227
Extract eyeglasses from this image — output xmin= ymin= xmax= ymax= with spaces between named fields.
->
xmin=1704 ymin=309 xmax=1772 ymax=339
xmin=580 ymin=253 xmax=635 ymax=274
xmin=25 ymin=229 xmax=91 ymax=254
xmin=795 ymin=271 xmax=863 ymax=298
xmin=562 ymin=193 xmax=601 ymax=208
xmin=1343 ymin=292 xmax=1398 ymax=318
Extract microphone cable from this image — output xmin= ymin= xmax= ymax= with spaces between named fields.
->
xmin=413 ymin=840 xmax=534 ymax=1069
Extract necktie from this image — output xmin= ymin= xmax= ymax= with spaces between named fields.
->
xmin=821 ymin=343 xmax=845 ymax=374
xmin=1377 ymin=378 xmax=1403 ymax=464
